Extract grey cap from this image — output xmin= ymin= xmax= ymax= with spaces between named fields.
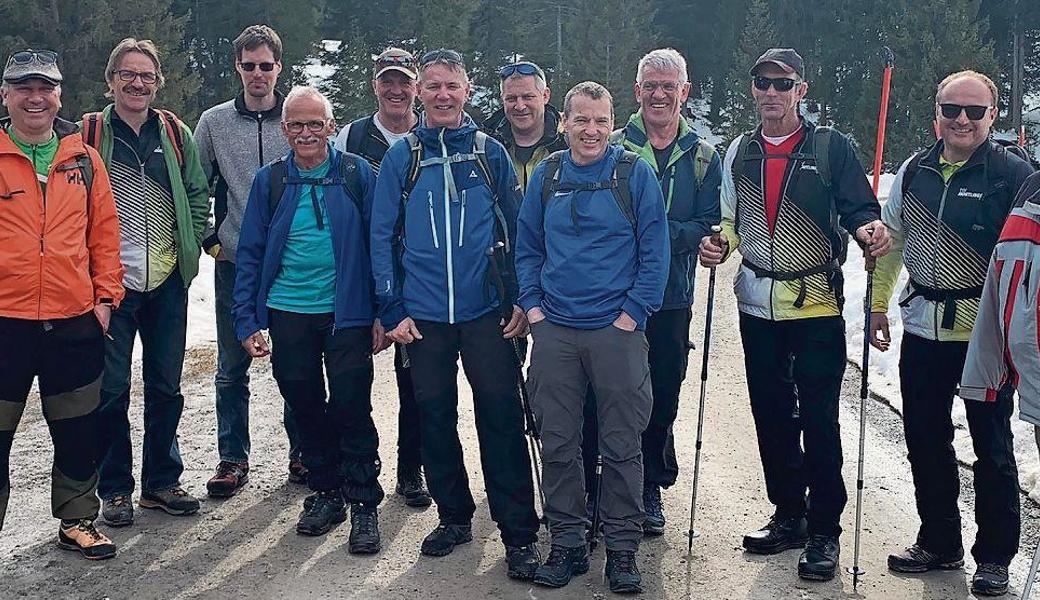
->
xmin=3 ymin=50 xmax=62 ymax=85
xmin=749 ymin=48 xmax=804 ymax=79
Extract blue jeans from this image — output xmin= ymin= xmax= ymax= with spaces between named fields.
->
xmin=214 ymin=259 xmax=300 ymax=464
xmin=98 ymin=270 xmax=188 ymax=499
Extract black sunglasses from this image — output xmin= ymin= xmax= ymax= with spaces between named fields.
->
xmin=500 ymin=62 xmax=544 ymax=81
xmin=8 ymin=50 xmax=57 ymax=66
xmin=239 ymin=61 xmax=277 ymax=72
xmin=420 ymin=48 xmax=464 ymax=67
xmin=938 ymin=103 xmax=991 ymax=121
xmin=377 ymin=55 xmax=416 ymax=68
xmin=753 ymin=76 xmax=799 ymax=92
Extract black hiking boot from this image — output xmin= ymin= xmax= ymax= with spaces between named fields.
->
xmin=395 ymin=469 xmax=432 ymax=508
xmin=742 ymin=514 xmax=808 ymax=555
xmin=348 ymin=503 xmax=381 ymax=554
xmin=887 ymin=543 xmax=964 ymax=573
xmin=642 ymin=484 xmax=665 ymax=536
xmin=971 ymin=563 xmax=1009 ymax=597
xmin=420 ymin=523 xmax=472 ymax=557
xmin=296 ymin=490 xmax=346 ymax=536
xmin=505 ymin=543 xmax=541 ymax=580
xmin=606 ymin=549 xmax=643 ymax=594
xmin=101 ymin=495 xmax=134 ymax=527
xmin=797 ymin=534 xmax=840 ymax=581
xmin=533 ymin=544 xmax=589 ymax=588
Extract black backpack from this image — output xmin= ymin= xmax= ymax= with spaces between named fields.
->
xmin=266 ymin=153 xmax=366 ymax=219
xmin=995 ymin=139 xmax=1039 ymax=171
xmin=731 ymin=126 xmax=835 ymax=188
xmin=538 ymin=149 xmax=641 ymax=231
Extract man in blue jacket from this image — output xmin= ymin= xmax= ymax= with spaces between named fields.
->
xmin=234 ymin=86 xmax=385 ymax=554
xmin=369 ymin=49 xmax=541 ymax=580
xmin=517 ymin=81 xmax=669 ymax=594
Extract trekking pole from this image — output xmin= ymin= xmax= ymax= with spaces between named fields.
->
xmin=587 ymin=454 xmax=604 ymax=552
xmin=1024 ymin=537 xmax=1040 ymax=600
xmin=848 ymin=47 xmax=893 ymax=591
xmin=485 ymin=243 xmax=547 ymax=525
xmin=687 ymin=224 xmax=722 ymax=554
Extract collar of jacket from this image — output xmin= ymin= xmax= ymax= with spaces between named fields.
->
xmin=750 ymin=117 xmax=815 ymax=146
xmin=919 ymin=138 xmax=997 ymax=173
xmin=415 ymin=113 xmax=480 ymax=146
xmin=621 ymin=110 xmax=698 ymax=156
xmin=234 ymin=89 xmax=285 ymax=122
xmin=0 ymin=115 xmax=78 ymax=142
xmin=487 ymin=103 xmax=563 ymax=150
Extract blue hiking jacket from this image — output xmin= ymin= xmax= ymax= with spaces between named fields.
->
xmin=233 ymin=146 xmax=376 ymax=341
xmin=516 ymin=145 xmax=669 ymax=330
xmin=370 ymin=115 xmax=521 ymax=329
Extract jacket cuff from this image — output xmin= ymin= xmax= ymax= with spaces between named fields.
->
xmin=518 ymin=294 xmax=542 ymax=313
xmin=380 ymin=304 xmax=408 ymax=331
xmin=202 ymin=233 xmax=221 ymax=252
xmin=622 ymin=298 xmax=650 ymax=329
xmin=957 ymin=384 xmax=995 ymax=402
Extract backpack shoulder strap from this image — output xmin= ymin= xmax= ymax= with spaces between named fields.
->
xmin=343 ymin=116 xmax=371 ymax=155
xmin=473 ymin=131 xmax=494 ymax=190
xmin=539 ymin=150 xmax=567 ymax=211
xmin=731 ymin=132 xmax=753 ymax=186
xmin=401 ymin=133 xmax=423 ymax=201
xmin=267 ymin=158 xmax=289 ymax=216
xmin=156 ymin=109 xmax=185 ymax=168
xmin=813 ymin=126 xmax=834 ymax=188
xmin=612 ymin=150 xmax=639 ymax=229
xmin=338 ymin=153 xmax=365 ymax=217
xmin=81 ymin=112 xmax=104 ymax=151
xmin=609 ymin=128 xmax=626 ymax=146
xmin=901 ymin=150 xmax=927 ymax=197
xmin=693 ymin=139 xmax=714 ymax=187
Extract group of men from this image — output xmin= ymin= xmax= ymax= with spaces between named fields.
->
xmin=0 ymin=21 xmax=1038 ymax=598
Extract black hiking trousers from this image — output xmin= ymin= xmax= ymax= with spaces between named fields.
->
xmin=268 ymin=310 xmax=383 ymax=505
xmin=739 ymin=313 xmax=848 ymax=538
xmin=407 ymin=311 xmax=539 ymax=547
xmin=393 ymin=344 xmax=423 ymax=476
xmin=900 ymin=333 xmax=1019 ymax=566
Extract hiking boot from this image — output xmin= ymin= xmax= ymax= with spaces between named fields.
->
xmin=505 ymin=543 xmax=541 ymax=581
xmin=206 ymin=461 xmax=249 ymax=498
xmin=797 ymin=534 xmax=840 ymax=581
xmin=288 ymin=459 xmax=309 ymax=485
xmin=642 ymin=484 xmax=665 ymax=536
xmin=101 ymin=495 xmax=134 ymax=527
xmin=887 ymin=543 xmax=964 ymax=573
xmin=742 ymin=514 xmax=808 ymax=555
xmin=533 ymin=544 xmax=589 ymax=588
xmin=348 ymin=503 xmax=381 ymax=554
xmin=972 ymin=563 xmax=1009 ymax=597
xmin=57 ymin=519 xmax=116 ymax=560
xmin=421 ymin=523 xmax=472 ymax=557
xmin=139 ymin=487 xmax=200 ymax=516
xmin=395 ymin=469 xmax=432 ymax=508
xmin=296 ymin=490 xmax=346 ymax=536
xmin=606 ymin=549 xmax=643 ymax=594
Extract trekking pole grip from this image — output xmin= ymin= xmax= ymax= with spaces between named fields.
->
xmin=862 ymin=227 xmax=876 ymax=273
xmin=709 ymin=224 xmax=723 ymax=250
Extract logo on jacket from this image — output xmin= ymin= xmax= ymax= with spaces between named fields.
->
xmin=958 ymin=188 xmax=983 ymax=199
xmin=800 ymin=164 xmax=818 ymax=172
xmin=469 ymin=169 xmax=479 ymax=179
xmin=65 ymin=171 xmax=84 ymax=186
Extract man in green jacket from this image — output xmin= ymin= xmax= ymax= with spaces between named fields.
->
xmin=82 ymin=38 xmax=209 ymax=528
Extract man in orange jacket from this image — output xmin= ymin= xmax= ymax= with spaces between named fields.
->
xmin=0 ymin=49 xmax=125 ymax=560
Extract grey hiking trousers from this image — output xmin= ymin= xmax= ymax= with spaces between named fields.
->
xmin=528 ymin=319 xmax=653 ymax=552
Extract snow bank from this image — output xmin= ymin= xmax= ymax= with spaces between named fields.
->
xmin=842 ymin=176 xmax=1040 ymax=503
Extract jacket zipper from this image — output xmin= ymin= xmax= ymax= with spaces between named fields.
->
xmin=257 ymin=114 xmax=265 ymax=166
xmin=117 ymin=137 xmax=150 ymax=288
xmin=920 ymin=164 xmax=950 ymax=339
xmin=439 ymin=129 xmax=456 ymax=324
xmin=427 ymin=191 xmax=439 ymax=249
xmin=458 ymin=190 xmax=466 ymax=247
xmin=36 ymin=146 xmax=45 ymax=320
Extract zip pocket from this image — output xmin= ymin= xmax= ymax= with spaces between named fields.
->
xmin=428 ymin=191 xmax=439 ymax=249
xmin=459 ymin=189 xmax=466 ymax=247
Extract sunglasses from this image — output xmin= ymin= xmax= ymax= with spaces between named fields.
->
xmin=284 ymin=120 xmax=328 ymax=134
xmin=8 ymin=50 xmax=57 ymax=66
xmin=500 ymin=62 xmax=544 ymax=81
xmin=377 ymin=54 xmax=416 ymax=69
xmin=239 ymin=61 xmax=277 ymax=72
xmin=938 ymin=103 xmax=991 ymax=121
xmin=113 ymin=69 xmax=158 ymax=84
xmin=420 ymin=48 xmax=464 ymax=68
xmin=753 ymin=76 xmax=799 ymax=92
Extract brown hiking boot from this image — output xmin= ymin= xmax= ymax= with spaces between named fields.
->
xmin=288 ymin=459 xmax=309 ymax=485
xmin=58 ymin=519 xmax=117 ymax=560
xmin=206 ymin=461 xmax=249 ymax=498
xmin=139 ymin=487 xmax=200 ymax=515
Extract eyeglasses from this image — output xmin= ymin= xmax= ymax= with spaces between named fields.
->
xmin=8 ymin=50 xmax=57 ymax=66
xmin=284 ymin=120 xmax=328 ymax=134
xmin=639 ymin=81 xmax=681 ymax=93
xmin=420 ymin=48 xmax=464 ymax=68
xmin=239 ymin=61 xmax=277 ymax=72
xmin=752 ymin=76 xmax=799 ymax=92
xmin=113 ymin=69 xmax=158 ymax=84
xmin=938 ymin=103 xmax=992 ymax=121
xmin=500 ymin=62 xmax=544 ymax=81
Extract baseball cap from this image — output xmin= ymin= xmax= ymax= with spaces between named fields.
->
xmin=3 ymin=49 xmax=62 ymax=85
xmin=749 ymin=48 xmax=804 ymax=79
xmin=374 ymin=48 xmax=417 ymax=80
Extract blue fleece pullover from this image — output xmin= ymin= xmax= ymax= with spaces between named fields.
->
xmin=515 ymin=145 xmax=669 ymax=330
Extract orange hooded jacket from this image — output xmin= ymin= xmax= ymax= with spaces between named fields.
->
xmin=0 ymin=118 xmax=124 ymax=320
